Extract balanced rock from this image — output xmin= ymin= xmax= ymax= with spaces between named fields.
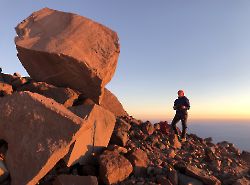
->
xmin=0 ymin=91 xmax=84 ymax=185
xmin=17 ymin=81 xmax=79 ymax=107
xmin=15 ymin=8 xmax=120 ymax=104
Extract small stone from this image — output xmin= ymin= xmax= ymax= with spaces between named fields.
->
xmin=0 ymin=82 xmax=13 ymax=96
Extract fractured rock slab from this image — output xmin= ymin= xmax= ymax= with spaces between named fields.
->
xmin=66 ymin=104 xmax=116 ymax=166
xmin=0 ymin=91 xmax=89 ymax=185
xmin=17 ymin=81 xmax=79 ymax=107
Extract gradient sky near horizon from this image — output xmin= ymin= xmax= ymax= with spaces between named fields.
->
xmin=1 ymin=1 xmax=250 ymax=122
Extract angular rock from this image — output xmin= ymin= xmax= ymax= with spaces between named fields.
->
xmin=66 ymin=104 xmax=115 ymax=166
xmin=0 ymin=82 xmax=13 ymax=96
xmin=159 ymin=121 xmax=172 ymax=135
xmin=184 ymin=165 xmax=221 ymax=185
xmin=17 ymin=81 xmax=79 ymax=107
xmin=107 ymin=145 xmax=128 ymax=154
xmin=15 ymin=8 xmax=120 ymax=104
xmin=240 ymin=151 xmax=250 ymax=166
xmin=233 ymin=177 xmax=250 ymax=185
xmin=100 ymin=88 xmax=128 ymax=117
xmin=99 ymin=150 xmax=133 ymax=185
xmin=53 ymin=175 xmax=98 ymax=185
xmin=141 ymin=121 xmax=155 ymax=135
xmin=0 ymin=91 xmax=85 ymax=185
xmin=167 ymin=149 xmax=176 ymax=159
xmin=168 ymin=169 xmax=178 ymax=185
xmin=110 ymin=118 xmax=131 ymax=147
xmin=169 ymin=132 xmax=182 ymax=149
xmin=0 ymin=73 xmax=17 ymax=84
xmin=127 ymin=148 xmax=149 ymax=177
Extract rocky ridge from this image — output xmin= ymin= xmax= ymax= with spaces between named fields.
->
xmin=0 ymin=7 xmax=249 ymax=185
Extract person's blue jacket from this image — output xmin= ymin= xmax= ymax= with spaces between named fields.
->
xmin=173 ymin=96 xmax=190 ymax=115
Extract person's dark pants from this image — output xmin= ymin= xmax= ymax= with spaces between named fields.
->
xmin=171 ymin=113 xmax=188 ymax=139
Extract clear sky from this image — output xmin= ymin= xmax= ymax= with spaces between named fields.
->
xmin=1 ymin=1 xmax=250 ymax=122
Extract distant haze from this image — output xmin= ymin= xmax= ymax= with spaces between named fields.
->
xmin=1 ymin=1 xmax=250 ymax=121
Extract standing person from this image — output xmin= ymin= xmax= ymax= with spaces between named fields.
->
xmin=171 ymin=90 xmax=190 ymax=142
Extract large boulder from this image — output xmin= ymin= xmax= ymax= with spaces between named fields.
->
xmin=15 ymin=8 xmax=120 ymax=104
xmin=0 ymin=91 xmax=115 ymax=185
xmin=17 ymin=81 xmax=79 ymax=107
xmin=100 ymin=88 xmax=128 ymax=117
xmin=99 ymin=150 xmax=133 ymax=185
xmin=66 ymin=104 xmax=116 ymax=166
xmin=0 ymin=91 xmax=84 ymax=185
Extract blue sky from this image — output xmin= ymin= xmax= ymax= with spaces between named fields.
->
xmin=1 ymin=1 xmax=250 ymax=121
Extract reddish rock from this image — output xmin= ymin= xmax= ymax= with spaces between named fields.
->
xmin=0 ymin=91 xmax=84 ymax=185
xmin=159 ymin=121 xmax=172 ymax=135
xmin=240 ymin=151 xmax=250 ymax=166
xmin=233 ymin=177 xmax=250 ymax=185
xmin=99 ymin=150 xmax=133 ymax=185
xmin=66 ymin=104 xmax=116 ymax=166
xmin=184 ymin=165 xmax=221 ymax=185
xmin=110 ymin=118 xmax=131 ymax=147
xmin=15 ymin=8 xmax=120 ymax=104
xmin=53 ymin=175 xmax=98 ymax=185
xmin=127 ymin=148 xmax=149 ymax=177
xmin=100 ymin=88 xmax=128 ymax=117
xmin=167 ymin=149 xmax=176 ymax=159
xmin=169 ymin=132 xmax=182 ymax=149
xmin=0 ymin=82 xmax=13 ymax=96
xmin=107 ymin=145 xmax=128 ymax=154
xmin=141 ymin=121 xmax=155 ymax=135
xmin=0 ymin=73 xmax=17 ymax=84
xmin=17 ymin=81 xmax=79 ymax=107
